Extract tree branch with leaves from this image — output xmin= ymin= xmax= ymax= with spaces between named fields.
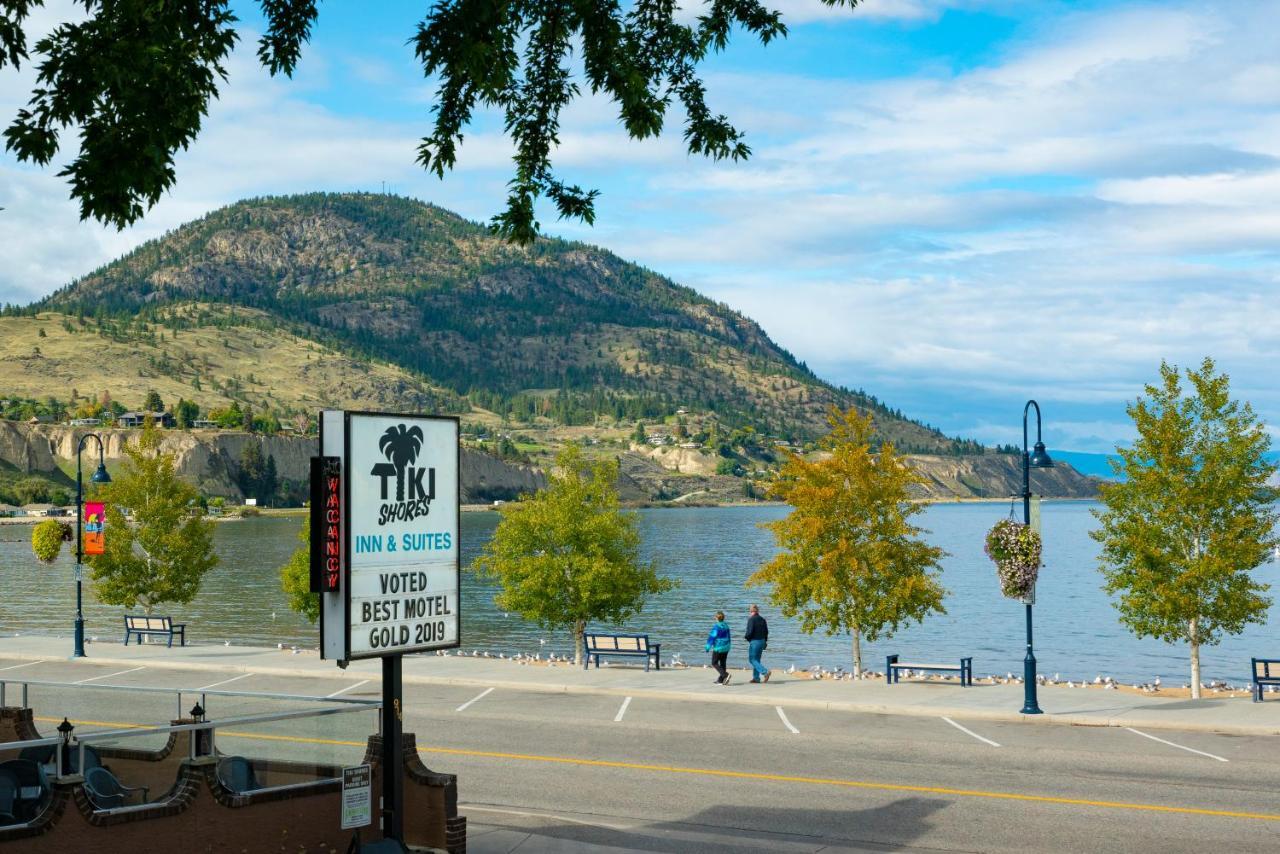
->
xmin=2 ymin=0 xmax=859 ymax=241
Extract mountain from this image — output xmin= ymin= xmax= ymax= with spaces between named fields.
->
xmin=0 ymin=192 xmax=1101 ymax=501
xmin=29 ymin=192 xmax=971 ymax=452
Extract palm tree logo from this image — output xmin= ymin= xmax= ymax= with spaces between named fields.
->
xmin=378 ymin=424 xmax=424 ymax=501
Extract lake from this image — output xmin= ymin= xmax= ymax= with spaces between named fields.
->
xmin=2 ymin=503 xmax=1277 ymax=685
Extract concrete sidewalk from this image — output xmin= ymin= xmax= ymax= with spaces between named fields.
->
xmin=2 ymin=634 xmax=1279 ymax=735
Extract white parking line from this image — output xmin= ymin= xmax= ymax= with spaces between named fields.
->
xmin=614 ymin=696 xmax=632 ymax=722
xmin=1125 ymin=727 xmax=1228 ymax=762
xmin=776 ymin=706 xmax=800 ymax=734
xmin=461 ymin=804 xmax=631 ymax=832
xmin=74 ymin=666 xmax=145 ymax=685
xmin=327 ymin=679 xmax=371 ymax=699
xmin=0 ymin=661 xmax=42 ymax=672
xmin=196 ymin=673 xmax=253 ymax=691
xmin=941 ymin=716 xmax=1000 ymax=747
xmin=456 ymin=687 xmax=494 ymax=712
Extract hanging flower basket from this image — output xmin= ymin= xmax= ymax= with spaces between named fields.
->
xmin=985 ymin=518 xmax=1041 ymax=600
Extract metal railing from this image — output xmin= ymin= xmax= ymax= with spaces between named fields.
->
xmin=1 ymin=677 xmax=379 ymax=721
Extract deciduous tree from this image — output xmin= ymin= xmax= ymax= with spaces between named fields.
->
xmin=279 ymin=515 xmax=319 ymax=623
xmin=2 ymin=0 xmax=861 ymax=241
xmin=88 ymin=427 xmax=218 ymax=613
xmin=749 ymin=407 xmax=947 ymax=676
xmin=1092 ymin=359 xmax=1277 ymax=698
xmin=473 ymin=444 xmax=673 ymax=664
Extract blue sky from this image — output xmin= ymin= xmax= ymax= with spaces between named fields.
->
xmin=4 ymin=0 xmax=1280 ymax=453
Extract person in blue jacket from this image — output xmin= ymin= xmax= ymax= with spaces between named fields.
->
xmin=705 ymin=611 xmax=732 ymax=685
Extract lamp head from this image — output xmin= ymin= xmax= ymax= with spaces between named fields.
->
xmin=91 ymin=463 xmax=111 ymax=483
xmin=190 ymin=702 xmax=206 ymax=722
xmin=1029 ymin=441 xmax=1054 ymax=468
xmin=57 ymin=717 xmax=74 ymax=740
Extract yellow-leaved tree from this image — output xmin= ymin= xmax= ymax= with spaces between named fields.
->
xmin=749 ymin=407 xmax=947 ymax=676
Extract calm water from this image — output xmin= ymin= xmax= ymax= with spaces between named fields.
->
xmin=3 ymin=503 xmax=1278 ymax=684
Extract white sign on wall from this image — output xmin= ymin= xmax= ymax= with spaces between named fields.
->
xmin=346 ymin=412 xmax=460 ymax=659
xmin=318 ymin=410 xmax=460 ymax=662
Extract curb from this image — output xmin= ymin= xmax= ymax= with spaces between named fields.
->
xmin=2 ymin=648 xmax=1278 ymax=737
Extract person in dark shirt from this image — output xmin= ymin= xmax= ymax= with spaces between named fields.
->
xmin=744 ymin=604 xmax=770 ymax=683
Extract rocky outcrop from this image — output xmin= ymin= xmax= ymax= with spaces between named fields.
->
xmin=4 ymin=424 xmax=545 ymax=502
xmin=905 ymin=454 xmax=1099 ymax=499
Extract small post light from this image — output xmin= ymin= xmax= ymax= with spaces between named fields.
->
xmin=57 ymin=717 xmax=75 ymax=774
xmin=190 ymin=702 xmax=209 ymax=756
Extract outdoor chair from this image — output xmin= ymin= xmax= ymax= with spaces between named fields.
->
xmin=216 ymin=756 xmax=260 ymax=793
xmin=83 ymin=767 xmax=148 ymax=810
xmin=0 ymin=760 xmax=49 ymax=821
xmin=17 ymin=746 xmax=53 ymax=766
xmin=0 ymin=772 xmax=17 ymax=824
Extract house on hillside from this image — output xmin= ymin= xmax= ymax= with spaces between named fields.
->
xmin=27 ymin=415 xmax=52 ymax=425
xmin=69 ymin=418 xmax=101 ymax=427
xmin=117 ymin=411 xmax=175 ymax=428
xmin=0 ymin=504 xmax=22 ymax=517
xmin=192 ymin=419 xmax=219 ymax=429
xmin=21 ymin=503 xmax=55 ymax=517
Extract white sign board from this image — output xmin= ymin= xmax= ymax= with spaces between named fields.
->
xmin=340 ymin=764 xmax=372 ymax=829
xmin=345 ymin=412 xmax=460 ymax=659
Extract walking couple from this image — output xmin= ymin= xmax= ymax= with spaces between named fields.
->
xmin=704 ymin=604 xmax=771 ymax=686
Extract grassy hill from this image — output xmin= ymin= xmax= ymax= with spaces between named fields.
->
xmin=0 ymin=305 xmax=461 ymax=420
xmin=20 ymin=192 xmax=977 ymax=453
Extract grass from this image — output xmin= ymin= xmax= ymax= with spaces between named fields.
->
xmin=0 ymin=306 xmax=454 ymax=416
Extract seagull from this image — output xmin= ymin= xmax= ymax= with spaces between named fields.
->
xmin=271 ymin=612 xmax=276 ymax=620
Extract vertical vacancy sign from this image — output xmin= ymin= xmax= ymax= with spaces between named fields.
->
xmin=346 ymin=412 xmax=460 ymax=659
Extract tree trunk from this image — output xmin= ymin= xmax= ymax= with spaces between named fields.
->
xmin=1189 ymin=617 xmax=1201 ymax=700
xmin=851 ymin=626 xmax=862 ymax=678
xmin=573 ymin=620 xmax=586 ymax=667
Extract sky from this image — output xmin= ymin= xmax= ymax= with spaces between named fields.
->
xmin=3 ymin=0 xmax=1280 ymax=453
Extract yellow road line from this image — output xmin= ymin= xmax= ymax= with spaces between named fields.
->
xmin=32 ymin=717 xmax=1280 ymax=822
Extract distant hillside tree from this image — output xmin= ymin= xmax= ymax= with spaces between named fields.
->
xmin=474 ymin=444 xmax=673 ymax=664
xmin=88 ymin=427 xmax=218 ymax=613
xmin=749 ymin=407 xmax=947 ymax=676
xmin=174 ymin=398 xmax=199 ymax=429
xmin=1092 ymin=359 xmax=1278 ymax=699
xmin=143 ymin=390 xmax=163 ymax=412
xmin=279 ymin=515 xmax=319 ymax=623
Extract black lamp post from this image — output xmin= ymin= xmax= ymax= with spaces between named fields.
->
xmin=74 ymin=434 xmax=111 ymax=658
xmin=1020 ymin=401 xmax=1054 ymax=715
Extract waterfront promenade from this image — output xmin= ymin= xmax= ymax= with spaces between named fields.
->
xmin=1 ymin=635 xmax=1277 ymax=735
xmin=5 ymin=636 xmax=1280 ymax=852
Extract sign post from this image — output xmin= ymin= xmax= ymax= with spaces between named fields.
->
xmin=314 ymin=411 xmax=460 ymax=846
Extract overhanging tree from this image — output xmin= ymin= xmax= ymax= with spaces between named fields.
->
xmin=749 ymin=407 xmax=947 ymax=676
xmin=88 ymin=427 xmax=218 ymax=613
xmin=473 ymin=444 xmax=673 ymax=664
xmin=2 ymin=0 xmax=860 ymax=241
xmin=1092 ymin=358 xmax=1277 ymax=699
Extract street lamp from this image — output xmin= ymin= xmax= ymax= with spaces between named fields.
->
xmin=74 ymin=433 xmax=111 ymax=658
xmin=1020 ymin=401 xmax=1054 ymax=715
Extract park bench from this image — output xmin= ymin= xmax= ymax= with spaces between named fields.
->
xmin=582 ymin=632 xmax=661 ymax=671
xmin=886 ymin=654 xmax=973 ymax=687
xmin=1251 ymin=658 xmax=1280 ymax=702
xmin=123 ymin=615 xmax=186 ymax=647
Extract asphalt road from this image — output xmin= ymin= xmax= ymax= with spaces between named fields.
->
xmin=6 ymin=659 xmax=1280 ymax=853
